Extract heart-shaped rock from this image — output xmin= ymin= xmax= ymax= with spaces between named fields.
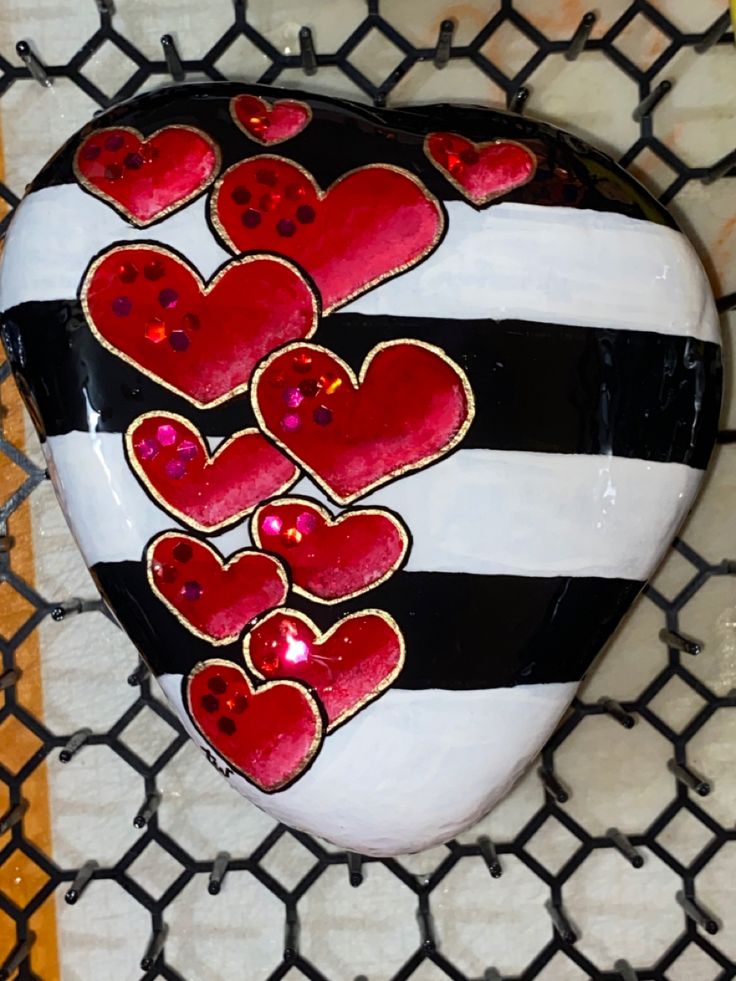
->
xmin=126 ymin=412 xmax=299 ymax=533
xmin=148 ymin=533 xmax=289 ymax=644
xmin=74 ymin=126 xmax=219 ymax=225
xmin=425 ymin=132 xmax=536 ymax=206
xmin=244 ymin=608 xmax=405 ymax=730
xmin=252 ymin=497 xmax=408 ymax=602
xmin=211 ymin=156 xmax=444 ymax=312
xmin=187 ymin=660 xmax=323 ymax=791
xmin=231 ymin=95 xmax=312 ymax=145
xmin=81 ymin=244 xmax=318 ymax=408
xmin=252 ymin=341 xmax=475 ymax=504
xmin=0 ymin=83 xmax=721 ymax=856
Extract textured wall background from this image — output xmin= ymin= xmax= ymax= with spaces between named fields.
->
xmin=0 ymin=2 xmax=735 ymax=979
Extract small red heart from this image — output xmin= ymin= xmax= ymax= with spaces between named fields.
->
xmin=425 ymin=132 xmax=536 ymax=206
xmin=82 ymin=245 xmax=318 ymax=408
xmin=244 ymin=609 xmax=404 ymax=730
xmin=186 ymin=660 xmax=323 ymax=792
xmin=230 ymin=95 xmax=312 ymax=145
xmin=148 ymin=534 xmax=289 ymax=644
xmin=251 ymin=341 xmax=474 ymax=504
xmin=252 ymin=497 xmax=408 ymax=603
xmin=211 ymin=157 xmax=443 ymax=312
xmin=126 ymin=412 xmax=299 ymax=533
xmin=74 ymin=126 xmax=220 ymax=225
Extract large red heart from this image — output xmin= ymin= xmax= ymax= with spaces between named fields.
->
xmin=211 ymin=156 xmax=444 ymax=312
xmin=147 ymin=533 xmax=288 ymax=644
xmin=424 ymin=132 xmax=536 ymax=206
xmin=126 ymin=412 xmax=299 ymax=533
xmin=186 ymin=660 xmax=322 ymax=792
xmin=74 ymin=126 xmax=219 ymax=225
xmin=252 ymin=497 xmax=408 ymax=603
xmin=230 ymin=95 xmax=312 ymax=145
xmin=244 ymin=609 xmax=404 ymax=730
xmin=81 ymin=245 xmax=317 ymax=408
xmin=251 ymin=341 xmax=475 ymax=504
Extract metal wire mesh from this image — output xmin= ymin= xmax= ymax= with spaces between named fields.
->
xmin=0 ymin=1 xmax=735 ymax=978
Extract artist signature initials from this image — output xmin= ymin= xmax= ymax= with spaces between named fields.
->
xmin=202 ymin=747 xmax=233 ymax=779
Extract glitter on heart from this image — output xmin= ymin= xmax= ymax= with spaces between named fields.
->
xmin=251 ymin=497 xmax=409 ymax=603
xmin=230 ymin=95 xmax=312 ymax=145
xmin=243 ymin=608 xmax=405 ymax=730
xmin=147 ymin=533 xmax=289 ymax=644
xmin=126 ymin=411 xmax=299 ymax=533
xmin=424 ymin=132 xmax=537 ymax=206
xmin=74 ymin=125 xmax=220 ymax=225
xmin=186 ymin=660 xmax=323 ymax=792
xmin=210 ymin=156 xmax=444 ymax=312
xmin=251 ymin=339 xmax=475 ymax=504
xmin=81 ymin=244 xmax=318 ymax=408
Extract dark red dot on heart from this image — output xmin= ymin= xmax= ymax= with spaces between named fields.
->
xmin=292 ymin=353 xmax=313 ymax=373
xmin=144 ymin=259 xmax=165 ymax=281
xmin=231 ymin=185 xmax=251 ymax=205
xmin=159 ymin=288 xmax=179 ymax=309
xmin=256 ymin=168 xmax=277 ymax=186
xmin=461 ymin=148 xmax=479 ymax=165
xmin=112 ymin=296 xmax=132 ymax=317
xmin=181 ymin=580 xmax=202 ymax=601
xmin=124 ymin=152 xmax=144 ymax=170
xmin=182 ymin=312 xmax=200 ymax=331
xmin=296 ymin=205 xmax=315 ymax=224
xmin=105 ymin=164 xmax=123 ymax=181
xmin=118 ymin=262 xmax=137 ymax=283
xmin=241 ymin=208 xmax=261 ymax=228
xmin=154 ymin=561 xmax=177 ymax=583
xmin=172 ymin=542 xmax=193 ymax=563
xmin=169 ymin=330 xmax=190 ymax=352
xmin=285 ymin=182 xmax=306 ymax=200
xmin=201 ymin=693 xmax=219 ymax=713
xmin=82 ymin=144 xmax=101 ymax=161
xmin=299 ymin=378 xmax=319 ymax=398
xmin=232 ymin=694 xmax=248 ymax=714
xmin=208 ymin=676 xmax=227 ymax=695
xmin=105 ymin=134 xmax=124 ymax=152
xmin=313 ymin=405 xmax=333 ymax=426
xmin=218 ymin=717 xmax=237 ymax=736
xmin=277 ymin=219 xmax=296 ymax=237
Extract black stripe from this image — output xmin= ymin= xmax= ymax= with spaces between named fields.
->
xmin=92 ymin=561 xmax=642 ymax=690
xmin=28 ymin=81 xmax=676 ymax=227
xmin=2 ymin=302 xmax=721 ymax=469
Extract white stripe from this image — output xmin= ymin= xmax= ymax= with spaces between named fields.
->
xmin=345 ymin=200 xmax=719 ymax=342
xmin=0 ymin=186 xmax=718 ymax=344
xmin=0 ymin=185 xmax=231 ymax=311
xmin=158 ymin=672 xmax=577 ymax=855
xmin=46 ymin=431 xmax=702 ymax=580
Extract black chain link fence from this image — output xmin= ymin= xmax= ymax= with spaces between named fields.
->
xmin=0 ymin=1 xmax=735 ymax=978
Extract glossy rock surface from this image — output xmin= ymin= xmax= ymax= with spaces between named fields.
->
xmin=0 ymin=82 xmax=721 ymax=854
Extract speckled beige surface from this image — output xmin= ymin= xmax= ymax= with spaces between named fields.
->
xmin=0 ymin=2 xmax=734 ymax=979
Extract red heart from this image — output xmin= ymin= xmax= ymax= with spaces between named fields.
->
xmin=244 ymin=609 xmax=404 ymax=730
xmin=148 ymin=534 xmax=288 ymax=644
xmin=252 ymin=497 xmax=408 ymax=603
xmin=211 ymin=157 xmax=443 ymax=312
xmin=186 ymin=660 xmax=322 ymax=792
xmin=424 ymin=132 xmax=536 ymax=206
xmin=230 ymin=95 xmax=312 ymax=145
xmin=251 ymin=341 xmax=475 ymax=504
xmin=126 ymin=412 xmax=299 ymax=533
xmin=74 ymin=126 xmax=219 ymax=225
xmin=82 ymin=245 xmax=317 ymax=408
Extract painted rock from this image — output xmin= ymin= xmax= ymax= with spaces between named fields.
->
xmin=0 ymin=83 xmax=721 ymax=856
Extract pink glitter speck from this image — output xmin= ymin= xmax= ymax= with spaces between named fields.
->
xmin=157 ymin=424 xmax=177 ymax=446
xmin=283 ymin=386 xmax=304 ymax=408
xmin=295 ymin=512 xmax=318 ymax=534
xmin=261 ymin=515 xmax=283 ymax=536
xmin=281 ymin=413 xmax=301 ymax=433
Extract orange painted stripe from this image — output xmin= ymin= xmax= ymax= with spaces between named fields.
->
xmin=0 ymin=114 xmax=61 ymax=979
